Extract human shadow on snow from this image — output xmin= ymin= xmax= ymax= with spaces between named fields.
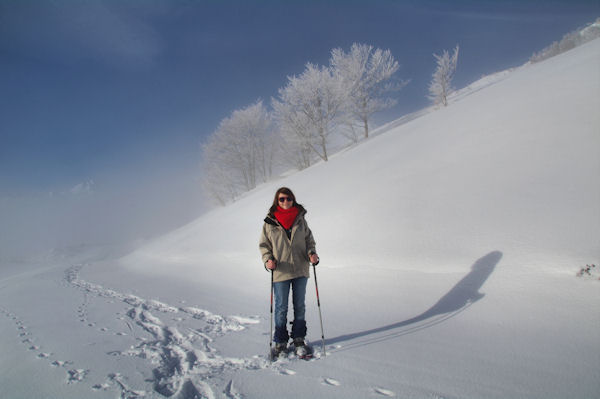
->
xmin=325 ymin=251 xmax=502 ymax=348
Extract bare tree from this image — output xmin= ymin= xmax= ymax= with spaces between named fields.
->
xmin=428 ymin=45 xmax=459 ymax=107
xmin=273 ymin=63 xmax=346 ymax=163
xmin=330 ymin=43 xmax=405 ymax=139
xmin=201 ymin=101 xmax=274 ymax=204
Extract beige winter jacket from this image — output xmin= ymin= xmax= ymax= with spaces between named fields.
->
xmin=259 ymin=207 xmax=317 ymax=283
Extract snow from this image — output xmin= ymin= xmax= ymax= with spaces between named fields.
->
xmin=1 ymin=38 xmax=599 ymax=398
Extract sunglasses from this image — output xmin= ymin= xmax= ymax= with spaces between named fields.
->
xmin=278 ymin=196 xmax=293 ymax=203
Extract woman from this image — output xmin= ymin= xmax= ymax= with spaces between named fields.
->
xmin=259 ymin=187 xmax=319 ymax=357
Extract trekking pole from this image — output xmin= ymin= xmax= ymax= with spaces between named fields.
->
xmin=269 ymin=270 xmax=274 ymax=361
xmin=312 ymin=261 xmax=326 ymax=357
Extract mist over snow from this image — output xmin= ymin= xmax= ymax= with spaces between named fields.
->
xmin=1 ymin=39 xmax=599 ymax=399
xmin=0 ymin=164 xmax=205 ymax=262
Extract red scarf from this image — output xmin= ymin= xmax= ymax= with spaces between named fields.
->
xmin=274 ymin=206 xmax=299 ymax=230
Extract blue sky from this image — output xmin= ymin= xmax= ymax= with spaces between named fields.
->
xmin=1 ymin=0 xmax=598 ymax=192
xmin=0 ymin=0 xmax=598 ymax=252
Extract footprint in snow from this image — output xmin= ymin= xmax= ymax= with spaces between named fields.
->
xmin=374 ymin=387 xmax=396 ymax=397
xmin=7 ymin=309 xmax=81 ymax=378
xmin=66 ymin=368 xmax=89 ymax=384
xmin=95 ymin=373 xmax=147 ymax=397
xmin=92 ymin=382 xmax=111 ymax=391
xmin=51 ymin=360 xmax=72 ymax=368
xmin=224 ymin=379 xmax=243 ymax=399
xmin=280 ymin=369 xmax=296 ymax=375
xmin=323 ymin=377 xmax=341 ymax=386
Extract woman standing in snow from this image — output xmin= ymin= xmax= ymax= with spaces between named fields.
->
xmin=259 ymin=187 xmax=319 ymax=357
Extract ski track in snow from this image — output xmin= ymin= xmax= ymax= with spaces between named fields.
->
xmin=62 ymin=263 xmax=275 ymax=398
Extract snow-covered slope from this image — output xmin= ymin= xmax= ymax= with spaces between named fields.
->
xmin=1 ymin=39 xmax=599 ymax=399
xmin=124 ymin=38 xmax=599 ymax=281
xmin=116 ymin=38 xmax=599 ymax=397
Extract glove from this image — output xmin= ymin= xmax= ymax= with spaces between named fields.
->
xmin=266 ymin=259 xmax=277 ymax=270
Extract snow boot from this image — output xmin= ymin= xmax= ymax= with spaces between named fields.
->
xmin=293 ymin=337 xmax=308 ymax=357
xmin=272 ymin=342 xmax=288 ymax=358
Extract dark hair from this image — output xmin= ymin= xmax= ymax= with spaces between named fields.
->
xmin=269 ymin=187 xmax=304 ymax=214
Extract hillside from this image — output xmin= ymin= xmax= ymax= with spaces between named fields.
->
xmin=114 ymin=38 xmax=599 ymax=398
xmin=123 ymin=38 xmax=599 ymax=281
xmin=1 ymin=39 xmax=599 ymax=399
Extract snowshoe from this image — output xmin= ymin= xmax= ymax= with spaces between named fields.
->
xmin=293 ymin=338 xmax=314 ymax=360
xmin=269 ymin=342 xmax=288 ymax=361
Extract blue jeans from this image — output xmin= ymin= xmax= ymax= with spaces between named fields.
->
xmin=273 ymin=276 xmax=308 ymax=343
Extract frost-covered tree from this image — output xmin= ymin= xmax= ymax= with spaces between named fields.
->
xmin=279 ymin=117 xmax=315 ymax=170
xmin=330 ymin=43 xmax=405 ymax=138
xmin=530 ymin=18 xmax=600 ymax=63
xmin=428 ymin=45 xmax=459 ymax=107
xmin=201 ymin=101 xmax=275 ymax=204
xmin=273 ymin=63 xmax=346 ymax=163
xmin=201 ymin=150 xmax=239 ymax=206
